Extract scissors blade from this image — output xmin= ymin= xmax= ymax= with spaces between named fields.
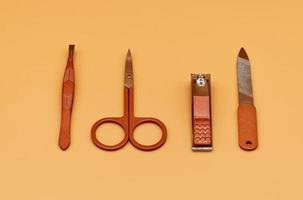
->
xmin=237 ymin=48 xmax=254 ymax=104
xmin=124 ymin=49 xmax=134 ymax=88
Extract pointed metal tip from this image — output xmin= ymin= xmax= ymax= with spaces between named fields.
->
xmin=126 ymin=49 xmax=132 ymax=62
xmin=124 ymin=49 xmax=133 ymax=87
xmin=68 ymin=44 xmax=75 ymax=58
xmin=238 ymin=47 xmax=249 ymax=60
xmin=127 ymin=49 xmax=132 ymax=57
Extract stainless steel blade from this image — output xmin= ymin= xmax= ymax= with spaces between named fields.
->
xmin=124 ymin=49 xmax=133 ymax=88
xmin=237 ymin=48 xmax=254 ymax=104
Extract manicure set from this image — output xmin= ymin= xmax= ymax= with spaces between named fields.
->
xmin=59 ymin=45 xmax=258 ymax=152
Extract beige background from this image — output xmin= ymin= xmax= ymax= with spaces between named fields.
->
xmin=1 ymin=0 xmax=303 ymax=199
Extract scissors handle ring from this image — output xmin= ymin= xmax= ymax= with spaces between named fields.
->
xmin=91 ymin=117 xmax=129 ymax=151
xmin=129 ymin=117 xmax=167 ymax=151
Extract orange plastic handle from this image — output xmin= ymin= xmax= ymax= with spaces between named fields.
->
xmin=91 ymin=117 xmax=129 ymax=151
xmin=238 ymin=103 xmax=258 ymax=150
xmin=129 ymin=117 xmax=167 ymax=151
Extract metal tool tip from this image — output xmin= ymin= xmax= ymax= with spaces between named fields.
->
xmin=127 ymin=49 xmax=132 ymax=56
xmin=68 ymin=45 xmax=75 ymax=62
xmin=69 ymin=44 xmax=75 ymax=51
xmin=126 ymin=49 xmax=132 ymax=60
xmin=238 ymin=47 xmax=249 ymax=60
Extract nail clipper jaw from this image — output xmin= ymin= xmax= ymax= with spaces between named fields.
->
xmin=193 ymin=74 xmax=209 ymax=96
xmin=192 ymin=146 xmax=213 ymax=152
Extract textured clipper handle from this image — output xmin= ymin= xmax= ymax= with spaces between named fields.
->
xmin=238 ymin=104 xmax=258 ymax=150
xmin=192 ymin=96 xmax=212 ymax=150
xmin=193 ymin=118 xmax=211 ymax=146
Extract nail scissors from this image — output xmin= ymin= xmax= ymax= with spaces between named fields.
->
xmin=91 ymin=50 xmax=167 ymax=151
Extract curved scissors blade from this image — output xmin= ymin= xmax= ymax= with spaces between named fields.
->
xmin=124 ymin=49 xmax=134 ymax=88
